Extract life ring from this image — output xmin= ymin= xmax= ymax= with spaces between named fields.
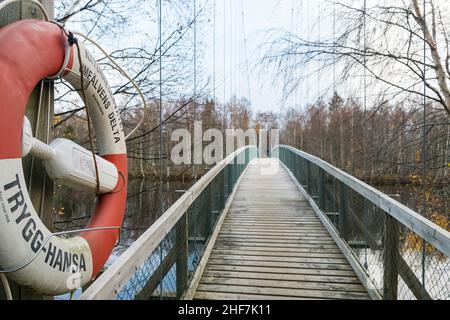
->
xmin=0 ymin=20 xmax=128 ymax=294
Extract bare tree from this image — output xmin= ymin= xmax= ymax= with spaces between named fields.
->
xmin=262 ymin=0 xmax=450 ymax=117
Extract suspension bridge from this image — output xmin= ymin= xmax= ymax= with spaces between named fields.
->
xmin=0 ymin=0 xmax=449 ymax=302
xmin=80 ymin=145 xmax=450 ymax=300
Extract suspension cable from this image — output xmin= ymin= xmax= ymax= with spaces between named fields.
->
xmin=192 ymin=0 xmax=197 ymax=182
xmin=333 ymin=0 xmax=336 ymax=94
xmin=363 ymin=0 xmax=369 ymax=270
xmin=213 ymin=0 xmax=216 ymax=128
xmin=229 ymin=0 xmax=232 ymax=117
xmin=317 ymin=0 xmax=321 ymax=104
xmin=241 ymin=4 xmax=251 ymax=104
xmin=223 ymin=0 xmax=226 ymax=132
xmin=158 ymin=0 xmax=164 ymax=300
xmin=192 ymin=0 xmax=199 ymax=268
xmin=421 ymin=0 xmax=427 ymax=300
xmin=72 ymin=32 xmax=148 ymax=141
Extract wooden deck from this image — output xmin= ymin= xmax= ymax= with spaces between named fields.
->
xmin=193 ymin=159 xmax=369 ymax=300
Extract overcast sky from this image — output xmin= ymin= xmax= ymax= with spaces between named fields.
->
xmin=202 ymin=0 xmax=341 ymax=114
xmin=207 ymin=0 xmax=301 ymax=113
xmin=65 ymin=0 xmax=450 ymax=114
xmin=202 ymin=0 xmax=450 ymax=114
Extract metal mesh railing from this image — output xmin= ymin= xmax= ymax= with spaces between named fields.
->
xmin=81 ymin=146 xmax=258 ymax=300
xmin=274 ymin=145 xmax=449 ymax=300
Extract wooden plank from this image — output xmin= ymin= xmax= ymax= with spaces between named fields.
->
xmin=215 ymin=240 xmax=339 ymax=250
xmin=222 ymin=223 xmax=325 ymax=228
xmin=218 ymin=230 xmax=331 ymax=237
xmin=212 ymin=245 xmax=343 ymax=254
xmin=216 ymin=237 xmax=336 ymax=245
xmin=220 ymin=227 xmax=329 ymax=233
xmin=221 ymin=229 xmax=330 ymax=239
xmin=227 ymin=218 xmax=320 ymax=222
xmin=202 ymin=270 xmax=361 ymax=284
xmin=206 ymin=259 xmax=353 ymax=271
xmin=220 ymin=224 xmax=327 ymax=229
xmin=211 ymin=249 xmax=346 ymax=259
xmin=194 ymin=291 xmax=313 ymax=300
xmin=209 ymin=254 xmax=349 ymax=265
xmin=226 ymin=218 xmax=321 ymax=222
xmin=205 ymin=264 xmax=358 ymax=277
xmin=195 ymin=284 xmax=369 ymax=300
xmin=217 ymin=234 xmax=334 ymax=241
xmin=200 ymin=276 xmax=367 ymax=293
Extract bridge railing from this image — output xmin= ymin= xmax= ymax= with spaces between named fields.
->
xmin=273 ymin=145 xmax=449 ymax=300
xmin=80 ymin=146 xmax=258 ymax=300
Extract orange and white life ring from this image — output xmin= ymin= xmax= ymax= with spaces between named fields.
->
xmin=0 ymin=19 xmax=128 ymax=294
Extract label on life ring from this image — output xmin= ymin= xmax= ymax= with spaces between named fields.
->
xmin=0 ymin=159 xmax=93 ymax=293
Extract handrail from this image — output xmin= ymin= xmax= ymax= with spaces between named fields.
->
xmin=273 ymin=145 xmax=450 ymax=258
xmin=80 ymin=145 xmax=258 ymax=300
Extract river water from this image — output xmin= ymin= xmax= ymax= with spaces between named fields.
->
xmin=54 ymin=177 xmax=193 ymax=266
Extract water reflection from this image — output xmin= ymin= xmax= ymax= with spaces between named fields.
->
xmin=53 ymin=177 xmax=193 ymax=267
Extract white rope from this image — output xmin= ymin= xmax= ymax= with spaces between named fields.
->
xmin=0 ymin=0 xmax=49 ymax=21
xmin=0 ymin=273 xmax=12 ymax=300
xmin=73 ymin=32 xmax=148 ymax=141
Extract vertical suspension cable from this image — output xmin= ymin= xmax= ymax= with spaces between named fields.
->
xmin=298 ymin=1 xmax=303 ymax=111
xmin=317 ymin=0 xmax=323 ymax=158
xmin=237 ymin=0 xmax=240 ymax=103
xmin=192 ymin=0 xmax=199 ymax=268
xmin=223 ymin=0 xmax=226 ymax=132
xmin=239 ymin=0 xmax=243 ymax=105
xmin=157 ymin=0 xmax=163 ymax=299
xmin=192 ymin=0 xmax=197 ymax=181
xmin=290 ymin=7 xmax=295 ymax=110
xmin=363 ymin=0 xmax=369 ymax=270
xmin=305 ymin=1 xmax=309 ymax=105
xmin=241 ymin=5 xmax=251 ymax=105
xmin=317 ymin=0 xmax=321 ymax=103
xmin=290 ymin=6 xmax=295 ymax=146
xmin=213 ymin=0 xmax=216 ymax=129
xmin=363 ymin=0 xmax=368 ymax=171
xmin=421 ymin=0 xmax=427 ymax=300
xmin=333 ymin=0 xmax=336 ymax=94
xmin=229 ymin=0 xmax=232 ymax=123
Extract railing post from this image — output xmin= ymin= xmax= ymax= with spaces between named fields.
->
xmin=383 ymin=213 xmax=399 ymax=300
xmin=306 ymin=161 xmax=312 ymax=194
xmin=176 ymin=213 xmax=188 ymax=299
xmin=219 ymin=170 xmax=225 ymax=210
xmin=224 ymin=164 xmax=231 ymax=201
xmin=203 ymin=185 xmax=212 ymax=238
xmin=319 ymin=169 xmax=326 ymax=211
xmin=339 ymin=182 xmax=348 ymax=241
